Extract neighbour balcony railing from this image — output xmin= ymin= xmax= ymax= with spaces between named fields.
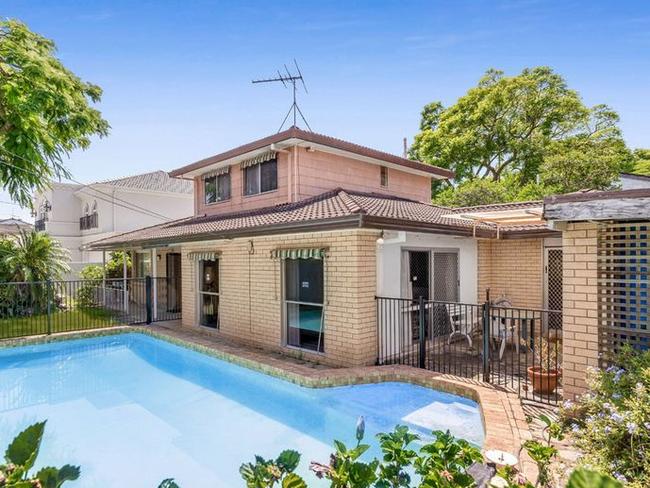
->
xmin=34 ymin=217 xmax=47 ymax=231
xmin=80 ymin=212 xmax=98 ymax=230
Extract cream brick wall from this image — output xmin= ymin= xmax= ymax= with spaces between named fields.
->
xmin=477 ymin=238 xmax=544 ymax=308
xmin=180 ymin=228 xmax=380 ymax=367
xmin=561 ymin=222 xmax=599 ymax=400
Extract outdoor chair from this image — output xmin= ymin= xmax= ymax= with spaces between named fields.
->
xmin=446 ymin=303 xmax=480 ymax=348
xmin=489 ymin=297 xmax=518 ymax=360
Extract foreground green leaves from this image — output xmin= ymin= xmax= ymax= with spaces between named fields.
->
xmin=1 ymin=421 xmax=80 ymax=487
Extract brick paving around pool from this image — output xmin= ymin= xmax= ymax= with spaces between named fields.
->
xmin=0 ymin=324 xmax=538 ymax=481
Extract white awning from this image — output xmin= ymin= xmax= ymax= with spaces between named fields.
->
xmin=240 ymin=151 xmax=277 ymax=169
xmin=188 ymin=251 xmax=221 ymax=261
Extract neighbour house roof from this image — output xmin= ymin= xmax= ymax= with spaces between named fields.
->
xmin=86 ymin=189 xmax=554 ymax=250
xmin=168 ymin=126 xmax=455 ymax=180
xmin=91 ymin=170 xmax=193 ymax=194
xmin=0 ymin=218 xmax=32 ymax=229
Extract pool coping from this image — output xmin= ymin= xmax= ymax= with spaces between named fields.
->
xmin=0 ymin=326 xmax=537 ymax=480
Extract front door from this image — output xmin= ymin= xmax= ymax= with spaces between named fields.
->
xmin=166 ymin=253 xmax=182 ymax=313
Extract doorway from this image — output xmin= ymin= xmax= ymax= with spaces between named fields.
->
xmin=166 ymin=253 xmax=182 ymax=313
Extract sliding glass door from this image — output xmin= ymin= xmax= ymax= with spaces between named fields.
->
xmin=284 ymin=258 xmax=324 ymax=352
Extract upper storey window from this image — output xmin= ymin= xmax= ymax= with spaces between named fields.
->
xmin=380 ymin=166 xmax=389 ymax=187
xmin=203 ymin=169 xmax=231 ymax=204
xmin=242 ymin=152 xmax=278 ymax=196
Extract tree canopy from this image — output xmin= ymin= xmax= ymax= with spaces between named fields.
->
xmin=0 ymin=229 xmax=70 ymax=282
xmin=411 ymin=67 xmax=634 ymax=206
xmin=631 ymin=149 xmax=650 ymax=176
xmin=0 ymin=19 xmax=109 ymax=207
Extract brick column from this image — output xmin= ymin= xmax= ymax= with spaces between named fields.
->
xmin=562 ymin=222 xmax=599 ymax=400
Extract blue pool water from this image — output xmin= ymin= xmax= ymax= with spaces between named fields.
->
xmin=0 ymin=333 xmax=483 ymax=487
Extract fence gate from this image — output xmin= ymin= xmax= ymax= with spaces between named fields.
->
xmin=376 ymin=296 xmax=563 ymax=405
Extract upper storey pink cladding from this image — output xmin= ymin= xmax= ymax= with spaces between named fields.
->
xmin=171 ymin=128 xmax=451 ymax=218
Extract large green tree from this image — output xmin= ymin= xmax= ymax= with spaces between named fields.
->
xmin=0 ymin=19 xmax=109 ymax=207
xmin=411 ymin=67 xmax=632 ymax=206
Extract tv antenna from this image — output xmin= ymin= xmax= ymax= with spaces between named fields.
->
xmin=252 ymin=60 xmax=312 ymax=133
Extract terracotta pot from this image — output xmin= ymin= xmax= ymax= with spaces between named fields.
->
xmin=527 ymin=366 xmax=560 ymax=395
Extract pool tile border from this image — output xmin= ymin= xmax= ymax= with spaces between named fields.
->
xmin=0 ymin=326 xmax=537 ymax=480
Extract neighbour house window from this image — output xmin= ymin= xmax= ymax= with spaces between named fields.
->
xmin=80 ymin=201 xmax=99 ymax=230
xmin=380 ymin=166 xmax=389 ymax=187
xmin=198 ymin=259 xmax=219 ymax=328
xmin=204 ymin=173 xmax=231 ymax=204
xmin=136 ymin=252 xmax=152 ymax=277
xmin=284 ymin=258 xmax=325 ymax=352
xmin=244 ymin=159 xmax=278 ymax=196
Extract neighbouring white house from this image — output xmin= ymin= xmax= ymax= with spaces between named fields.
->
xmin=33 ymin=171 xmax=193 ymax=276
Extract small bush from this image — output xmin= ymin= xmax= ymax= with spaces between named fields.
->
xmin=560 ymin=346 xmax=650 ymax=487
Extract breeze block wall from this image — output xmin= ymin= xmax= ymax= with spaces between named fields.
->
xmin=476 ymin=238 xmax=544 ymax=308
xmin=180 ymin=228 xmax=380 ymax=367
xmin=561 ymin=222 xmax=599 ymax=400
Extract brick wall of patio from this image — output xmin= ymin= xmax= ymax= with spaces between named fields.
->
xmin=180 ymin=228 xmax=380 ymax=367
xmin=561 ymin=222 xmax=599 ymax=400
xmin=477 ymin=238 xmax=544 ymax=308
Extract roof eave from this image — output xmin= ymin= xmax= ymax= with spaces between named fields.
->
xmin=86 ymin=214 xmax=365 ymax=251
xmin=169 ymin=128 xmax=454 ymax=180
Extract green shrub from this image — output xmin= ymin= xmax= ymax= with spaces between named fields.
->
xmin=1 ymin=421 xmax=80 ymax=487
xmin=560 ymin=346 xmax=650 ymax=487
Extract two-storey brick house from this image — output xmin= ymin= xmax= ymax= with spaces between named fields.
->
xmin=88 ymin=127 xmax=560 ymax=367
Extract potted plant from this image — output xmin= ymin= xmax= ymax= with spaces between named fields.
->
xmin=528 ymin=338 xmax=561 ymax=394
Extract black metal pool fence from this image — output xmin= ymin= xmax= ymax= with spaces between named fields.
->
xmin=376 ymin=295 xmax=563 ymax=405
xmin=0 ymin=277 xmax=181 ymax=339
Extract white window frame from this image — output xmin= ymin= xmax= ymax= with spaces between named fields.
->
xmin=196 ymin=258 xmax=220 ymax=328
xmin=243 ymin=159 xmax=278 ymax=197
xmin=204 ymin=173 xmax=231 ymax=204
xmin=281 ymin=257 xmax=326 ymax=354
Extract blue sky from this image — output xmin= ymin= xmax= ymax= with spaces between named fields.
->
xmin=2 ymin=0 xmax=650 ymax=220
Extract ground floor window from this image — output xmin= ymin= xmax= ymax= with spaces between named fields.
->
xmin=198 ymin=259 xmax=219 ymax=328
xmin=284 ymin=258 xmax=324 ymax=352
xmin=136 ymin=251 xmax=152 ymax=278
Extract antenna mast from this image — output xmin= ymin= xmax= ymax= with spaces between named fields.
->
xmin=252 ymin=60 xmax=312 ymax=132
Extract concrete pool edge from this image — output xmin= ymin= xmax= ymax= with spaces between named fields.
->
xmin=0 ymin=326 xmax=536 ymax=479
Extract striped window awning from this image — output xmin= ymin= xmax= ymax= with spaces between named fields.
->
xmin=188 ymin=251 xmax=221 ymax=261
xmin=240 ymin=151 xmax=277 ymax=169
xmin=201 ymin=166 xmax=230 ymax=179
xmin=271 ymin=248 xmax=326 ymax=260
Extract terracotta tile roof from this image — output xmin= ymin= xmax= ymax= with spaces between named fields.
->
xmin=94 ymin=170 xmax=193 ymax=194
xmin=450 ymin=200 xmax=543 ymax=213
xmin=169 ymin=126 xmax=454 ymax=179
xmin=87 ymin=189 xmax=554 ymax=250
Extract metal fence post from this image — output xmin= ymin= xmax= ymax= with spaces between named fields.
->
xmin=418 ymin=295 xmax=426 ymax=369
xmin=145 ymin=276 xmax=152 ymax=324
xmin=482 ymin=301 xmax=490 ymax=383
xmin=46 ymin=279 xmax=52 ymax=335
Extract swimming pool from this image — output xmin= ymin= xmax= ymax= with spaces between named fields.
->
xmin=0 ymin=333 xmax=484 ymax=487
